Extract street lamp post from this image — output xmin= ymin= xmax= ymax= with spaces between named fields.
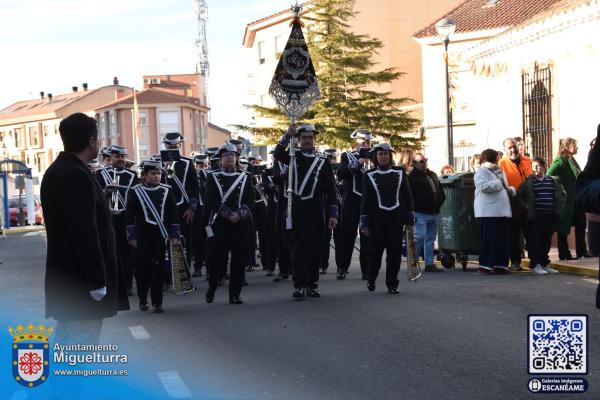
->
xmin=435 ymin=18 xmax=456 ymax=167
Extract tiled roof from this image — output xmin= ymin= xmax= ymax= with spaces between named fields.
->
xmin=0 ymin=91 xmax=93 ymax=119
xmin=98 ymin=89 xmax=203 ymax=109
xmin=245 ymin=1 xmax=312 ymax=27
xmin=208 ymin=122 xmax=231 ymax=136
xmin=414 ymin=0 xmax=564 ymax=38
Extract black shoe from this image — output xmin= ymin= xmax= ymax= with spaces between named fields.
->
xmin=152 ymin=305 xmax=163 ymax=313
xmin=205 ymin=287 xmax=216 ymax=303
xmin=139 ymin=303 xmax=149 ymax=311
xmin=361 ymin=274 xmax=368 ymax=281
xmin=579 ymin=252 xmax=594 ymax=259
xmin=424 ymin=264 xmax=444 ymax=272
xmin=559 ymin=255 xmax=575 ymax=261
xmin=265 ymin=271 xmax=274 ymax=277
xmin=293 ymin=288 xmax=306 ymax=300
xmin=388 ymin=288 xmax=399 ymax=294
xmin=229 ymin=296 xmax=243 ymax=304
xmin=247 ymin=266 xmax=254 ymax=272
xmin=320 ymin=268 xmax=327 ymax=274
xmin=273 ymin=274 xmax=288 ymax=282
xmin=336 ymin=271 xmax=346 ymax=280
xmin=367 ymin=281 xmax=375 ymax=292
xmin=243 ymin=280 xmax=249 ymax=286
xmin=307 ymin=288 xmax=321 ymax=297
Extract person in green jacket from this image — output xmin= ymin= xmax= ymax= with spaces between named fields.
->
xmin=516 ymin=157 xmax=566 ymax=274
xmin=547 ymin=138 xmax=590 ymax=260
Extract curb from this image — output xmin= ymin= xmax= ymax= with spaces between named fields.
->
xmin=435 ymin=258 xmax=599 ymax=277
xmin=1 ymin=226 xmax=46 ymax=236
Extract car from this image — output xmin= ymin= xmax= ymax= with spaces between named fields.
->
xmin=8 ymin=195 xmax=44 ymax=226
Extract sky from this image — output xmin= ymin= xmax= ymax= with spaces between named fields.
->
xmin=0 ymin=0 xmax=289 ymax=130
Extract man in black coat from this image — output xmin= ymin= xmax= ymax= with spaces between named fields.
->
xmin=409 ymin=152 xmax=446 ymax=272
xmin=41 ymin=113 xmax=129 ymax=344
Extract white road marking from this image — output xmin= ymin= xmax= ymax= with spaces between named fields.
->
xmin=157 ymin=370 xmax=192 ymax=399
xmin=23 ymin=231 xmax=42 ymax=237
xmin=128 ymin=325 xmax=151 ymax=340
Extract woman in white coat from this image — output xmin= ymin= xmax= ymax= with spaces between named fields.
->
xmin=474 ymin=149 xmax=515 ymax=274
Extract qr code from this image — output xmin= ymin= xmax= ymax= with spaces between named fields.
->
xmin=528 ymin=315 xmax=587 ymax=374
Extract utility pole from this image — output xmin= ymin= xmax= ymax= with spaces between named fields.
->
xmin=195 ymin=0 xmax=210 ymax=151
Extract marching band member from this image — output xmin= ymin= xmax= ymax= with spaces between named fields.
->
xmin=126 ymin=160 xmax=180 ymax=313
xmin=249 ymin=155 xmax=270 ymax=273
xmin=360 ymin=143 xmax=414 ymax=294
xmin=320 ymin=148 xmax=342 ymax=275
xmin=162 ymin=132 xmax=200 ymax=267
xmin=262 ymin=153 xmax=279 ymax=277
xmin=274 ymin=124 xmax=338 ymax=300
xmin=271 ymin=156 xmax=292 ymax=282
xmin=205 ymin=143 xmax=255 ymax=304
xmin=95 ymin=145 xmax=138 ymax=295
xmin=337 ymin=129 xmax=372 ymax=280
xmin=99 ymin=146 xmax=112 ymax=167
xmin=192 ymin=154 xmax=210 ymax=277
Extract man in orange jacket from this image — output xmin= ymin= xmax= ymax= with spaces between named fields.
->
xmin=499 ymin=137 xmax=533 ymax=271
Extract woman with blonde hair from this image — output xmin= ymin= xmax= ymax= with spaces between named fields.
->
xmin=547 ymin=137 xmax=590 ymax=260
xmin=398 ymin=148 xmax=415 ymax=173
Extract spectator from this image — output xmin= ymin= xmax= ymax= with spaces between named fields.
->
xmin=474 ymin=149 xmax=514 ymax=274
xmin=516 ymin=157 xmax=565 ymax=274
xmin=440 ymin=164 xmax=454 ymax=175
xmin=496 ymin=151 xmax=503 ymax=162
xmin=586 ymin=138 xmax=599 ymax=257
xmin=547 ymin=138 xmax=590 ymax=260
xmin=41 ymin=113 xmax=129 ymax=345
xmin=409 ymin=152 xmax=445 ymax=272
xmin=470 ymin=153 xmax=481 ymax=171
xmin=513 ymin=136 xmax=530 ymax=157
xmin=498 ymin=137 xmax=533 ymax=271
xmin=398 ymin=148 xmax=415 ymax=174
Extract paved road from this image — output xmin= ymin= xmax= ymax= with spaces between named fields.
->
xmin=1 ymin=232 xmax=599 ymax=399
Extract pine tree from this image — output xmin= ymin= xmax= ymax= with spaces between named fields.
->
xmin=240 ymin=0 xmax=420 ymax=149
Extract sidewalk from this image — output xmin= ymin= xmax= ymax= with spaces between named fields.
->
xmin=522 ymin=248 xmax=599 ymax=277
xmin=1 ymin=225 xmax=46 ymax=236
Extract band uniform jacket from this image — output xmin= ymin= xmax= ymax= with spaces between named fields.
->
xmin=205 ymin=170 xmax=255 ymax=224
xmin=95 ymin=166 xmax=138 ymax=211
xmin=41 ymin=152 xmax=129 ymax=321
xmin=125 ymin=183 xmax=180 ymax=243
xmin=360 ymin=166 xmax=414 ymax=226
xmin=338 ymin=151 xmax=365 ymax=200
xmin=273 ymin=145 xmax=338 ymax=219
xmin=166 ymin=156 xmax=200 ymax=213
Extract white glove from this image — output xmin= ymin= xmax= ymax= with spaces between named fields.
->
xmin=90 ymin=286 xmax=107 ymax=301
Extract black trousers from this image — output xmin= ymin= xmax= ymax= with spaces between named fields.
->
xmin=291 ymin=209 xmax=325 ymax=289
xmin=367 ymin=217 xmax=403 ymax=289
xmin=338 ymin=194 xmax=368 ymax=274
xmin=478 ymin=217 xmax=510 ymax=268
xmin=264 ymin=201 xmax=278 ymax=272
xmin=557 ymin=209 xmax=588 ymax=259
xmin=134 ymin=237 xmax=166 ymax=307
xmin=526 ymin=213 xmax=554 ymax=267
xmin=178 ymin=207 xmax=194 ymax=266
xmin=192 ymin=204 xmax=206 ymax=269
xmin=320 ymin=224 xmax=340 ymax=270
xmin=275 ymin=201 xmax=292 ymax=276
xmin=113 ymin=213 xmax=133 ymax=290
xmin=588 ymin=219 xmax=600 ymax=257
xmin=509 ymin=208 xmax=527 ymax=266
xmin=252 ymin=202 xmax=269 ymax=268
xmin=207 ymin=219 xmax=249 ymax=297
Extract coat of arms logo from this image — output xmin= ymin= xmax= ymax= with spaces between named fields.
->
xmin=9 ymin=323 xmax=53 ymax=388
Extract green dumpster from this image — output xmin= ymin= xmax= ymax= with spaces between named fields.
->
xmin=436 ymin=172 xmax=480 ymax=270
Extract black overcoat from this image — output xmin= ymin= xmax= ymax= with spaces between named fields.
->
xmin=41 ymin=152 xmax=129 ymax=320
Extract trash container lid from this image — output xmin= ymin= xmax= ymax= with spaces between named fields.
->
xmin=438 ymin=171 xmax=474 ymax=185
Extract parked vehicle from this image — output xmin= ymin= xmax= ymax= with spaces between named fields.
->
xmin=8 ymin=195 xmax=44 ymax=226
